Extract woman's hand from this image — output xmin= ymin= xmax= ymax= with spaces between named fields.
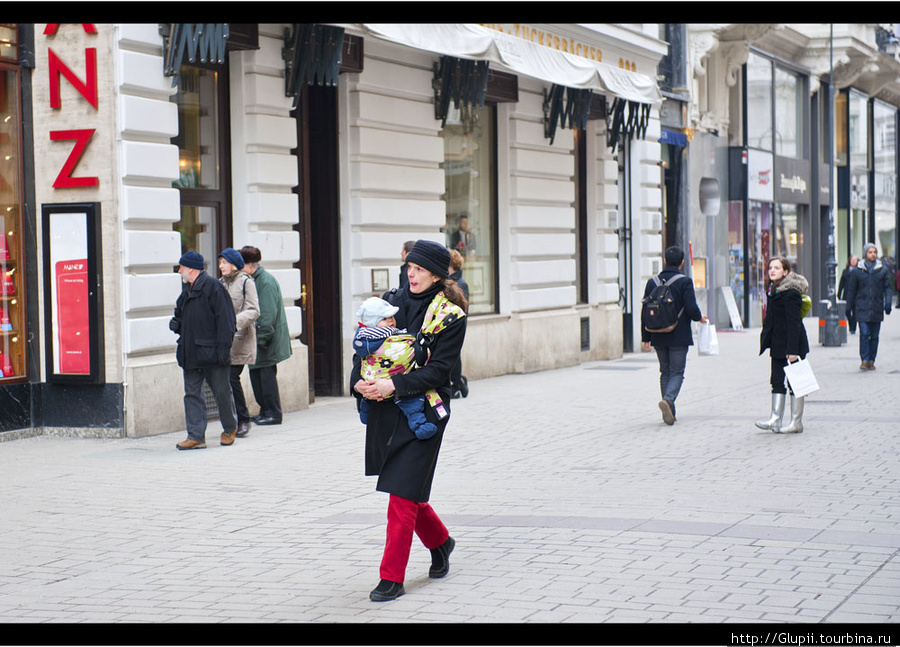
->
xmin=373 ymin=378 xmax=396 ymax=399
xmin=355 ymin=380 xmax=383 ymax=401
xmin=787 ymin=354 xmax=799 ymax=363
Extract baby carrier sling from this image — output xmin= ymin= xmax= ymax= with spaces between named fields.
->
xmin=362 ymin=291 xmax=466 ymax=420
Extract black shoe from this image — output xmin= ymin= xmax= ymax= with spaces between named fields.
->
xmin=255 ymin=416 xmax=282 ymax=426
xmin=429 ymin=536 xmax=455 ymax=578
xmin=459 ymin=376 xmax=468 ymax=398
xmin=369 ymin=579 xmax=405 ymax=602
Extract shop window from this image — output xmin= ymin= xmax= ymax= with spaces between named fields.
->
xmin=0 ymin=55 xmax=25 ymax=381
xmin=773 ymin=203 xmax=803 ymax=268
xmin=441 ymin=104 xmax=497 ymax=315
xmin=727 ymin=201 xmax=745 ymax=317
xmin=775 ymin=67 xmax=802 ymax=159
xmin=746 ymin=53 xmax=773 ymax=152
xmin=873 ymin=101 xmax=896 ymax=261
xmin=0 ymin=25 xmax=17 ymax=61
xmin=848 ymin=90 xmax=869 ymax=170
xmin=170 ymin=64 xmax=230 ymax=269
xmin=835 ymin=91 xmax=848 ymax=166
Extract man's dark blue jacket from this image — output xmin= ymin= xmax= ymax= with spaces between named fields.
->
xmin=845 ymin=259 xmax=892 ymax=323
xmin=173 ymin=271 xmax=236 ymax=370
xmin=641 ymin=265 xmax=703 ymax=347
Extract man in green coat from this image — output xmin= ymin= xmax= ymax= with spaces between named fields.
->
xmin=240 ymin=246 xmax=292 ymax=425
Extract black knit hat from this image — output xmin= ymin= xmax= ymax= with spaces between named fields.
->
xmin=178 ymin=251 xmax=205 ymax=270
xmin=405 ymin=239 xmax=450 ymax=279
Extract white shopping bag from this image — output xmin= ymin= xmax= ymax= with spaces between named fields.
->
xmin=697 ymin=322 xmax=719 ymax=356
xmin=783 ymin=358 xmax=820 ymax=397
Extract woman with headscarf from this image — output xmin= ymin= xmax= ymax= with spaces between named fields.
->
xmin=217 ymin=248 xmax=259 ymax=441
xmin=352 ymin=239 xmax=468 ymax=602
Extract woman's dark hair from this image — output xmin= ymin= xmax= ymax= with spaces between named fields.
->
xmin=439 ymin=278 xmax=468 ymax=312
xmin=765 ymin=256 xmax=792 ymax=290
xmin=240 ymin=246 xmax=262 ymax=264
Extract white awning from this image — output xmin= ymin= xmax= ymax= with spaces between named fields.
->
xmin=358 ymin=23 xmax=662 ymax=105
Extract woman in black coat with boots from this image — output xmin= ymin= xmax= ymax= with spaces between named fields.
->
xmin=352 ymin=240 xmax=468 ymax=602
xmin=756 ymin=256 xmax=810 ymax=434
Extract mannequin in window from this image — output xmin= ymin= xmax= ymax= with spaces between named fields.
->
xmin=448 ymin=215 xmax=476 ymax=257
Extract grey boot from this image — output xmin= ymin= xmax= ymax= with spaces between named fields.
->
xmin=775 ymin=395 xmax=804 ymax=434
xmin=755 ymin=393 xmax=786 ymax=431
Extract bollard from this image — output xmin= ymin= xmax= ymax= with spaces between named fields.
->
xmin=818 ymin=299 xmax=844 ymax=347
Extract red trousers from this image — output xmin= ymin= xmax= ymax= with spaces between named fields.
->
xmin=380 ymin=494 xmax=449 ymax=583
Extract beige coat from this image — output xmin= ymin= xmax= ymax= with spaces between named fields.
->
xmin=220 ymin=271 xmax=260 ymax=365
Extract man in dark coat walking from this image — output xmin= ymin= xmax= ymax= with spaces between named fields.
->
xmin=838 ymin=255 xmax=859 ymax=334
xmin=845 ymin=243 xmax=892 ymax=370
xmin=641 ymin=246 xmax=708 ymax=425
xmin=169 ymin=251 xmax=237 ymax=449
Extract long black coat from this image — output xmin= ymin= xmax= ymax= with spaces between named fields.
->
xmin=641 ymin=266 xmax=703 ymax=347
xmin=351 ymin=282 xmax=466 ymax=502
xmin=845 ymin=259 xmax=892 ymax=323
xmin=173 ymin=271 xmax=236 ymax=370
xmin=759 ymin=272 xmax=809 ymax=359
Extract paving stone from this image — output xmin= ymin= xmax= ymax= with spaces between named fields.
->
xmin=0 ymin=317 xmax=897 ymax=628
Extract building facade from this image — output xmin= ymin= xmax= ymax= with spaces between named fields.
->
xmin=679 ymin=24 xmax=900 ymax=329
xmin=0 ymin=23 xmax=668 ymax=439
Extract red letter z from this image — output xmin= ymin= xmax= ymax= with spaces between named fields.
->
xmin=50 ymin=129 xmax=99 ymax=188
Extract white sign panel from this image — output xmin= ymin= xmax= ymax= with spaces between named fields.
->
xmin=747 ymin=149 xmax=774 ymax=203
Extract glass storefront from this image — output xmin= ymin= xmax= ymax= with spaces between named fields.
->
xmin=873 ymin=100 xmax=897 ymax=261
xmin=775 ymin=67 xmax=801 ymax=159
xmin=441 ymin=104 xmax=496 ymax=315
xmin=171 ymin=65 xmax=228 ymax=270
xmin=739 ymin=52 xmax=812 ymax=324
xmin=773 ymin=203 xmax=811 ymax=283
xmin=746 ymin=54 xmax=773 ymax=152
xmin=0 ymin=27 xmax=25 ymax=381
xmin=727 ymin=201 xmax=745 ymax=313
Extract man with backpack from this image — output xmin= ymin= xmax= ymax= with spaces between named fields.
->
xmin=641 ymin=246 xmax=708 ymax=426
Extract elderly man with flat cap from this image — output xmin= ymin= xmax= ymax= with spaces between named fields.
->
xmin=169 ymin=251 xmax=238 ymax=449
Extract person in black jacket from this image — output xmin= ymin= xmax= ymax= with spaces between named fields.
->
xmin=845 ymin=243 xmax=892 ymax=370
xmin=755 ymin=257 xmax=810 ymax=434
xmin=352 ymin=240 xmax=467 ymax=602
xmin=837 ymin=255 xmax=859 ymax=334
xmin=169 ymin=251 xmax=237 ymax=450
xmin=641 ymin=246 xmax=707 ymax=426
xmin=448 ymin=249 xmax=469 ymax=399
xmin=398 ymin=240 xmax=414 ymax=290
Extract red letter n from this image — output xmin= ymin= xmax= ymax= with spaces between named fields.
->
xmin=48 ymin=48 xmax=98 ymax=109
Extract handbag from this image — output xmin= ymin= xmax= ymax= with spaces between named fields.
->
xmin=783 ymin=357 xmax=820 ymax=397
xmin=697 ymin=322 xmax=719 ymax=356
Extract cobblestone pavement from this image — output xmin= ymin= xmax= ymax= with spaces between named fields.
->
xmin=1 ymin=314 xmax=898 ymax=641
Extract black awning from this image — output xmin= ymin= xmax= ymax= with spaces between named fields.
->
xmin=283 ymin=24 xmax=345 ymax=108
xmin=160 ymin=24 xmax=230 ymax=86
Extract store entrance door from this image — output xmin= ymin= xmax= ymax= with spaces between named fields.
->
xmin=294 ymin=85 xmax=342 ymax=399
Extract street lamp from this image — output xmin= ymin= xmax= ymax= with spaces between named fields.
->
xmin=821 ymin=24 xmax=842 ymax=347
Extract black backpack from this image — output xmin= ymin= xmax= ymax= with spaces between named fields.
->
xmin=641 ymin=274 xmax=685 ymax=334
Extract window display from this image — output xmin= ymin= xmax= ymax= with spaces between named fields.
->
xmin=441 ymin=104 xmax=496 ymax=315
xmin=0 ymin=58 xmax=25 ymax=381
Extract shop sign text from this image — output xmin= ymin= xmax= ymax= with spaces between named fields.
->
xmin=44 ymin=23 xmax=100 ymax=189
